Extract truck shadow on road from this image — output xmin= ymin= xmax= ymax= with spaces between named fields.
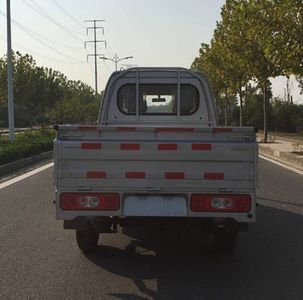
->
xmin=86 ymin=205 xmax=303 ymax=300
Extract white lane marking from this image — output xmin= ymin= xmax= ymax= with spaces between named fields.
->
xmin=0 ymin=162 xmax=54 ymax=190
xmin=260 ymin=155 xmax=303 ymax=176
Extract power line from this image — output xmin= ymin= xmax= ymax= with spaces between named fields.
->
xmin=1 ymin=31 xmax=97 ymax=88
xmin=50 ymin=0 xmax=86 ymax=29
xmin=25 ymin=29 xmax=84 ymax=50
xmin=85 ymin=19 xmax=106 ymax=94
xmin=104 ymin=43 xmax=116 ymax=59
xmin=25 ymin=0 xmax=117 ymax=68
xmin=103 ymin=34 xmax=115 ymax=57
xmin=3 ymin=2 xmax=84 ymax=50
xmin=29 ymin=32 xmax=83 ymax=51
xmin=23 ymin=0 xmax=84 ymax=41
xmin=0 ymin=10 xmax=86 ymax=63
xmin=29 ymin=0 xmax=85 ymax=37
xmin=0 ymin=34 xmax=86 ymax=64
xmin=8 ymin=14 xmax=83 ymax=50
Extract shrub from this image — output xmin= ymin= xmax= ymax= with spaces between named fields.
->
xmin=0 ymin=129 xmax=55 ymax=165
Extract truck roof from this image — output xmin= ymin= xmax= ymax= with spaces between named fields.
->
xmin=108 ymin=66 xmax=208 ymax=80
xmin=99 ymin=67 xmax=218 ymax=126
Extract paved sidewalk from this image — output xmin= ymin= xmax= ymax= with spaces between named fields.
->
xmin=258 ymin=134 xmax=303 ymax=171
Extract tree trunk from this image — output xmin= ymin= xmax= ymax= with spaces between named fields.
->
xmin=263 ymin=84 xmax=268 ymax=143
xmin=224 ymin=89 xmax=228 ymax=127
xmin=239 ymin=83 xmax=243 ymax=127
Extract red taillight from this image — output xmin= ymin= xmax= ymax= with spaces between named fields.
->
xmin=60 ymin=193 xmax=120 ymax=211
xmin=190 ymin=194 xmax=251 ymax=212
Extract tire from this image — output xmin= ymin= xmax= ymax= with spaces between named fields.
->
xmin=213 ymin=229 xmax=237 ymax=253
xmin=76 ymin=227 xmax=99 ymax=254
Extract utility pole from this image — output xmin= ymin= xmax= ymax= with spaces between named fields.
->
xmin=6 ymin=0 xmax=15 ymax=141
xmin=84 ymin=20 xmax=106 ymax=94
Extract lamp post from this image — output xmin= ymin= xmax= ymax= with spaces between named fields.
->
xmin=6 ymin=0 xmax=15 ymax=141
xmin=100 ymin=54 xmax=133 ymax=71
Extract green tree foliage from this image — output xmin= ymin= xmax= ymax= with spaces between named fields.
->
xmin=192 ymin=42 xmax=237 ymax=126
xmin=46 ymin=95 xmax=100 ymax=124
xmin=271 ymin=98 xmax=303 ymax=133
xmin=192 ymin=0 xmax=303 ymax=137
xmin=261 ymin=0 xmax=303 ymax=77
xmin=0 ymin=51 xmax=100 ymax=127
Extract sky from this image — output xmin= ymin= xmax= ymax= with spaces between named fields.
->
xmin=0 ymin=0 xmax=302 ymax=103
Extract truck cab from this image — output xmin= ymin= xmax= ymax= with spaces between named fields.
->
xmin=99 ymin=67 xmax=217 ymax=126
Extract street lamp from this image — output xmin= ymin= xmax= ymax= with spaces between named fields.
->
xmin=6 ymin=0 xmax=15 ymax=141
xmin=100 ymin=54 xmax=134 ymax=71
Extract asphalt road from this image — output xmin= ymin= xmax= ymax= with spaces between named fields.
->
xmin=0 ymin=159 xmax=303 ymax=300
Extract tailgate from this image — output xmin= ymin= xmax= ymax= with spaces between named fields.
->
xmin=54 ymin=125 xmax=257 ymax=193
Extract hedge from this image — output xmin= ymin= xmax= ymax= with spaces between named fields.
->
xmin=0 ymin=129 xmax=56 ymax=165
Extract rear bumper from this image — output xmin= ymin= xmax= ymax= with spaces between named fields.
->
xmin=63 ymin=216 xmax=249 ymax=233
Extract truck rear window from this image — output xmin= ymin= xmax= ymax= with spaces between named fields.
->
xmin=118 ymin=84 xmax=199 ymax=115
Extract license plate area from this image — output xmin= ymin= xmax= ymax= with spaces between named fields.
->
xmin=123 ymin=194 xmax=187 ymax=217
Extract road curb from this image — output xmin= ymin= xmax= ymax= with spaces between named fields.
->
xmin=259 ymin=145 xmax=303 ymax=172
xmin=0 ymin=151 xmax=53 ymax=177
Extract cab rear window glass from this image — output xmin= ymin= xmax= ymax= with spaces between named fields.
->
xmin=118 ymin=84 xmax=199 ymax=115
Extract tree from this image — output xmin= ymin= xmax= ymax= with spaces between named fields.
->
xmin=262 ymin=0 xmax=303 ymax=77
xmin=218 ymin=3 xmax=252 ymax=126
xmin=46 ymin=95 xmax=100 ymax=125
xmin=0 ymin=51 xmax=98 ymax=127
xmin=192 ymin=41 xmax=238 ymax=126
xmin=192 ymin=0 xmax=303 ymax=137
xmin=222 ymin=0 xmax=282 ymax=141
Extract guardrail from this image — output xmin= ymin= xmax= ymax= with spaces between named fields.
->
xmin=0 ymin=127 xmax=52 ymax=135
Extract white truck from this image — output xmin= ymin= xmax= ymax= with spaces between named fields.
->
xmin=53 ymin=67 xmax=258 ymax=253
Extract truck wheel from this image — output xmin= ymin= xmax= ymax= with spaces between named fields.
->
xmin=213 ymin=229 xmax=237 ymax=253
xmin=76 ymin=227 xmax=99 ymax=254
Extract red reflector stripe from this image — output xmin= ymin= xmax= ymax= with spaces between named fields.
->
xmin=155 ymin=128 xmax=194 ymax=132
xmin=117 ymin=127 xmax=137 ymax=131
xmin=204 ymin=172 xmax=224 ymax=180
xmin=165 ymin=172 xmax=184 ymax=179
xmin=87 ymin=171 xmax=107 ymax=178
xmin=213 ymin=128 xmax=233 ymax=133
xmin=192 ymin=143 xmax=212 ymax=151
xmin=120 ymin=143 xmax=140 ymax=150
xmin=81 ymin=143 xmax=102 ymax=150
xmin=126 ymin=172 xmax=146 ymax=179
xmin=158 ymin=144 xmax=178 ymax=150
